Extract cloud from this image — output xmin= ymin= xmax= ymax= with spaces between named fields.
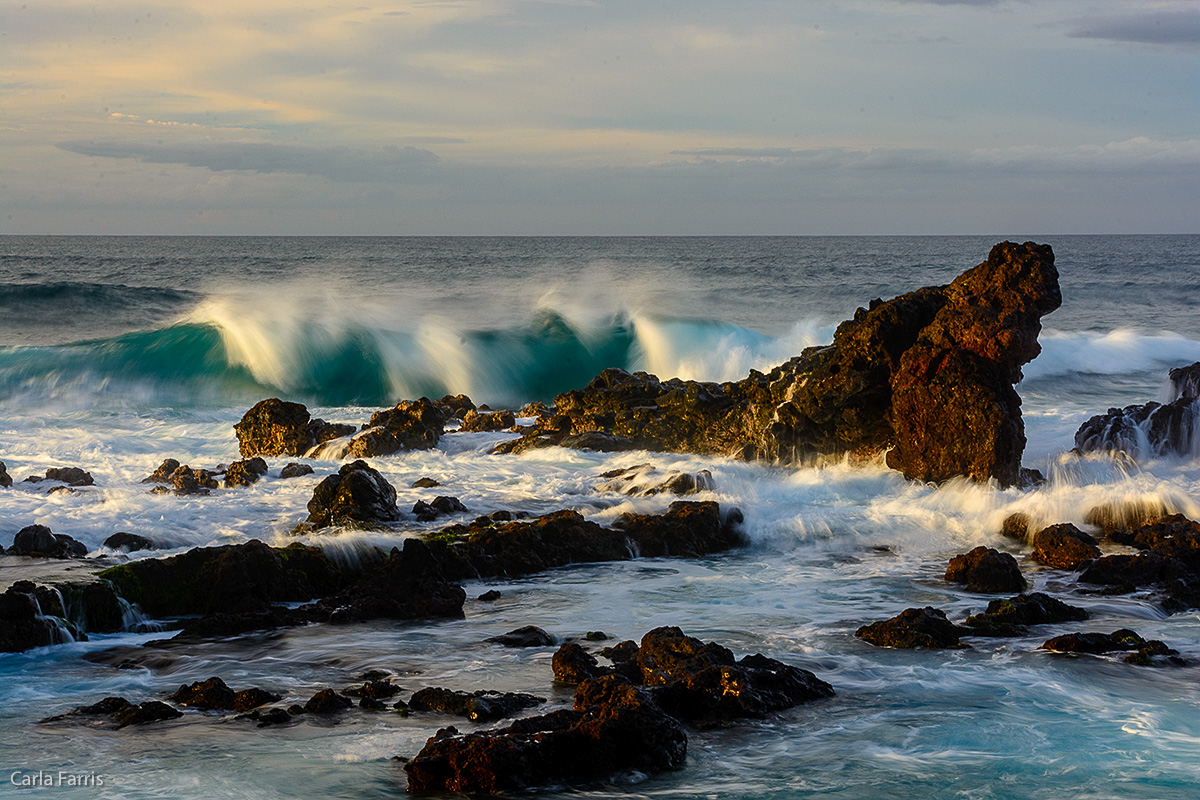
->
xmin=1067 ymin=8 xmax=1200 ymax=47
xmin=54 ymin=139 xmax=440 ymax=182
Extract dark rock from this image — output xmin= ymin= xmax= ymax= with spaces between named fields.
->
xmin=303 ymin=689 xmax=353 ymax=714
xmin=599 ymin=640 xmax=639 ymax=662
xmin=312 ymin=538 xmax=465 ymax=623
xmin=224 ymin=457 xmax=268 ymax=488
xmin=1074 ymin=393 xmax=1199 ymax=458
xmin=494 ymin=243 xmax=1057 ymax=487
xmin=1041 ymin=628 xmax=1179 ymax=665
xmin=408 ymin=687 xmax=545 ymax=722
xmin=962 ymin=592 xmax=1089 ymax=637
xmin=235 ymin=687 xmax=283 ymax=711
xmin=435 ymin=394 xmax=476 ymax=419
xmin=343 ymin=680 xmax=399 ymax=700
xmin=43 ymin=467 xmax=95 ymax=486
xmin=855 ymin=606 xmax=967 ymax=649
xmin=585 ymin=631 xmax=610 ymax=641
xmin=1169 ymin=362 xmax=1200 ymax=401
xmin=305 ymin=460 xmax=400 ymax=528
xmin=403 ymin=675 xmax=687 ymax=794
xmin=142 ymin=458 xmax=181 ymax=483
xmin=0 ymin=583 xmax=71 ymax=652
xmin=944 ymin=546 xmax=1027 ymax=592
xmin=44 ymin=697 xmax=182 ymax=728
xmin=242 ymin=707 xmax=292 ymax=727
xmin=280 ymin=462 xmax=314 ymax=479
xmin=1077 ymin=553 xmax=1190 ymax=589
xmin=0 ymin=460 xmax=10 ymax=488
xmin=345 ymin=398 xmax=446 ymax=458
xmin=234 ymin=398 xmax=354 ymax=458
xmin=411 ymin=477 xmax=441 ymax=488
xmin=614 ymin=500 xmax=745 ymax=558
xmin=155 ymin=464 xmax=218 ymax=496
xmin=1030 ymin=523 xmax=1101 ymax=570
xmin=552 ymin=642 xmax=610 ymax=683
xmin=486 ymin=625 xmax=554 ymax=648
xmin=1000 ymin=513 xmax=1030 ymax=540
xmin=413 ymin=495 xmax=468 ymax=522
xmin=460 ymin=409 xmax=517 ymax=433
xmin=104 ymin=532 xmax=155 ymax=552
xmin=98 ymin=540 xmax=345 ymax=617
xmin=8 ymin=525 xmax=87 ymax=558
xmin=60 ymin=581 xmax=125 ymax=633
xmin=169 ymin=677 xmax=237 ymax=709
xmin=596 ymin=464 xmax=715 ymax=497
xmin=477 ymin=590 xmax=502 ymax=602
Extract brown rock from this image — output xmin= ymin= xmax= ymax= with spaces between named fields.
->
xmin=1030 ymin=523 xmax=1100 ymax=569
xmin=944 ymin=546 xmax=1027 ymax=592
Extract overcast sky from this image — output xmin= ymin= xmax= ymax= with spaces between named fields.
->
xmin=2 ymin=0 xmax=1196 ymax=234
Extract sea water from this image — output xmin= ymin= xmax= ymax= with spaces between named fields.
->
xmin=1 ymin=235 xmax=1199 ymax=798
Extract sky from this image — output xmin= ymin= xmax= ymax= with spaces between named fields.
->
xmin=1 ymin=0 xmax=1197 ymax=235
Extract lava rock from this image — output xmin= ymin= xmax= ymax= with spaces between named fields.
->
xmin=224 ymin=457 xmax=268 ymax=488
xmin=36 ymin=467 xmax=95 ymax=486
xmin=303 ymin=689 xmax=354 ymax=714
xmin=596 ymin=464 xmax=715 ymax=497
xmin=8 ymin=525 xmax=87 ymax=558
xmin=1084 ymin=500 xmax=1172 ymax=539
xmin=944 ymin=546 xmax=1027 ymax=592
xmin=168 ymin=677 xmax=282 ymax=712
xmin=1000 ymin=513 xmax=1030 ymax=541
xmin=343 ymin=680 xmax=400 ymax=700
xmin=408 ymin=688 xmax=545 ymax=722
xmin=305 ymin=460 xmax=400 ymax=528
xmin=234 ymin=398 xmax=354 ymax=458
xmin=0 ymin=460 xmax=10 ymax=488
xmin=1041 ymin=629 xmax=1179 ymax=665
xmin=345 ymin=398 xmax=446 ymax=458
xmin=435 ymin=394 xmax=476 ymax=419
xmin=552 ymin=642 xmax=610 ymax=683
xmin=855 ymin=606 xmax=967 ymax=649
xmin=104 ymin=532 xmax=155 ymax=552
xmin=0 ymin=583 xmax=71 ymax=652
xmin=962 ymin=592 xmax=1089 ymax=636
xmin=43 ymin=697 xmax=182 ymax=728
xmin=312 ymin=538 xmax=465 ymax=623
xmin=1030 ymin=523 xmax=1101 ymax=569
xmin=486 ymin=626 xmax=554 ymax=648
xmin=613 ymin=500 xmax=745 ymax=558
xmin=477 ymin=590 xmax=502 ymax=602
xmin=411 ymin=477 xmax=441 ymax=488
xmin=459 ymin=409 xmax=517 ymax=433
xmin=412 ymin=495 xmax=468 ymax=522
xmin=280 ymin=462 xmax=315 ymax=479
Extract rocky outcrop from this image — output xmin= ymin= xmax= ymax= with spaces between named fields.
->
xmin=404 ymin=675 xmax=687 ymax=793
xmin=855 ymin=607 xmax=966 ymax=649
xmin=459 ymin=409 xmax=516 ymax=433
xmin=1076 ymin=513 xmax=1200 ymax=611
xmin=0 ymin=460 xmax=10 ymax=487
xmin=224 ymin=457 xmax=268 ymax=488
xmin=305 ymin=460 xmax=400 ymax=528
xmin=412 ymin=496 xmax=468 ymax=522
xmin=0 ymin=583 xmax=74 ymax=652
xmin=345 ymin=398 xmax=446 ymax=458
xmin=595 ymin=464 xmax=715 ymax=497
xmin=234 ymin=398 xmax=355 ymax=458
xmin=1074 ymin=362 xmax=1200 ymax=458
xmin=104 ymin=532 xmax=155 ymax=552
xmin=486 ymin=626 xmax=554 ymax=648
xmin=144 ymin=460 xmax=219 ymax=495
xmin=280 ymin=462 xmax=314 ymax=479
xmin=422 ymin=501 xmax=744 ymax=581
xmin=492 ymin=243 xmax=1058 ymax=486
xmin=1030 ymin=523 xmax=1100 ymax=569
xmin=1041 ymin=629 xmax=1180 ymax=665
xmin=7 ymin=525 xmax=87 ymax=558
xmin=407 ymin=688 xmax=545 ymax=722
xmin=168 ymin=677 xmax=281 ymax=712
xmin=310 ymin=538 xmax=466 ymax=623
xmin=42 ymin=697 xmax=182 ymax=729
xmin=944 ymin=546 xmax=1026 ymax=593
xmin=962 ymin=592 xmax=1089 ymax=637
xmin=24 ymin=466 xmax=94 ymax=486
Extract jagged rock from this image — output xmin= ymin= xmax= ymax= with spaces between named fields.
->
xmin=43 ymin=697 xmax=182 ymax=728
xmin=1030 ymin=523 xmax=1101 ymax=569
xmin=944 ymin=546 xmax=1027 ymax=592
xmin=477 ymin=589 xmax=502 ymax=602
xmin=1084 ymin=500 xmax=1172 ymax=538
xmin=0 ymin=460 xmax=10 ymax=488
xmin=460 ymin=409 xmax=516 ymax=432
xmin=0 ymin=583 xmax=71 ymax=652
xmin=1074 ymin=365 xmax=1200 ymax=459
xmin=343 ymin=680 xmax=400 ymax=699
xmin=436 ymin=394 xmax=476 ymax=419
xmin=241 ymin=707 xmax=292 ymax=727
xmin=7 ymin=525 xmax=87 ymax=558
xmin=408 ymin=688 xmax=545 ymax=722
xmin=855 ymin=606 xmax=967 ymax=649
xmin=1000 ymin=513 xmax=1030 ymax=540
xmin=98 ymin=540 xmax=345 ymax=617
xmin=600 ymin=640 xmax=639 ymax=663
xmin=552 ymin=642 xmax=609 ymax=683
xmin=1040 ymin=629 xmax=1180 ymax=665
xmin=303 ymin=689 xmax=354 ymax=714
xmin=224 ymin=457 xmax=268 ymax=488
xmin=312 ymin=538 xmax=465 ymax=623
xmin=142 ymin=458 xmax=181 ymax=483
xmin=517 ymin=401 xmax=553 ymax=419
xmin=492 ymin=243 xmax=1058 ymax=487
xmin=305 ymin=460 xmax=400 ymax=528
xmin=1108 ymin=513 xmax=1200 ymax=553
xmin=59 ymin=581 xmax=125 ymax=633
xmin=422 ymin=501 xmax=743 ymax=581
xmin=234 ymin=398 xmax=354 ymax=458
xmin=486 ymin=626 xmax=554 ymax=648
xmin=104 ymin=532 xmax=155 ymax=552
xmin=28 ymin=467 xmax=95 ymax=486
xmin=147 ymin=464 xmax=218 ymax=496
xmin=168 ymin=677 xmax=282 ymax=711
xmin=345 ymin=398 xmax=446 ymax=458
xmin=962 ymin=592 xmax=1089 ymax=636
xmin=596 ymin=464 xmax=715 ymax=497
xmin=404 ymin=675 xmax=687 ymax=793
xmin=280 ymin=462 xmax=314 ymax=479
xmin=412 ymin=477 xmax=441 ymax=488
xmin=413 ymin=495 xmax=468 ymax=522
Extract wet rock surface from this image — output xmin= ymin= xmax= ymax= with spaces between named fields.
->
xmin=486 ymin=625 xmax=554 ymax=648
xmin=234 ymin=398 xmax=355 ymax=458
xmin=1030 ymin=523 xmax=1101 ymax=570
xmin=24 ymin=466 xmax=95 ymax=486
xmin=1074 ymin=362 xmax=1200 ymax=458
xmin=596 ymin=464 xmax=715 ymax=497
xmin=279 ymin=462 xmax=314 ymax=479
xmin=168 ymin=677 xmax=281 ymax=711
xmin=0 ymin=582 xmax=72 ymax=652
xmin=305 ymin=460 xmax=400 ymax=528
xmin=42 ymin=697 xmax=183 ymax=729
xmin=7 ymin=525 xmax=87 ymax=558
xmin=944 ymin=546 xmax=1027 ymax=593
xmin=345 ymin=398 xmax=446 ymax=458
xmin=412 ymin=495 xmax=468 ymax=522
xmin=223 ymin=457 xmax=268 ymax=488
xmin=103 ymin=532 xmax=155 ymax=552
xmin=856 ymin=607 xmax=967 ymax=649
xmin=0 ymin=460 xmax=10 ymax=487
xmin=491 ymin=242 xmax=1058 ymax=487
xmin=459 ymin=408 xmax=516 ymax=432
xmin=1041 ymin=629 xmax=1181 ymax=665
xmin=407 ymin=687 xmax=545 ymax=722
xmin=962 ymin=592 xmax=1090 ymax=637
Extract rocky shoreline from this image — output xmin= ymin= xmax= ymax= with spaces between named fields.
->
xmin=5 ymin=241 xmax=1200 ymax=793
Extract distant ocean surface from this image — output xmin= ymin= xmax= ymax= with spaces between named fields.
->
xmin=2 ymin=235 xmax=1200 ymax=799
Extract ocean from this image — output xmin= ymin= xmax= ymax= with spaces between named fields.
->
xmin=1 ymin=235 xmax=1199 ymax=798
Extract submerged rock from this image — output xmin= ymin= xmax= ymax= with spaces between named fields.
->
xmin=104 ymin=532 xmax=155 ymax=552
xmin=855 ymin=606 xmax=967 ymax=649
xmin=944 ymin=546 xmax=1027 ymax=593
xmin=1040 ymin=629 xmax=1180 ymax=665
xmin=412 ymin=495 xmax=468 ymax=522
xmin=302 ymin=689 xmax=354 ymax=714
xmin=596 ymin=464 xmax=715 ymax=497
xmin=42 ymin=697 xmax=182 ymax=729
xmin=404 ymin=675 xmax=687 ymax=794
xmin=492 ymin=243 xmax=1058 ymax=487
xmin=486 ymin=626 xmax=554 ymax=648
xmin=234 ymin=398 xmax=355 ymax=458
xmin=407 ymin=688 xmax=545 ymax=722
xmin=279 ymin=462 xmax=315 ymax=479
xmin=305 ymin=460 xmax=400 ymax=528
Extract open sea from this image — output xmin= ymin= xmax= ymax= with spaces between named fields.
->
xmin=2 ymin=235 xmax=1199 ymax=798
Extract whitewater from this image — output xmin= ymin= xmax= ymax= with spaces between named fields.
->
xmin=2 ymin=235 xmax=1199 ymax=798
